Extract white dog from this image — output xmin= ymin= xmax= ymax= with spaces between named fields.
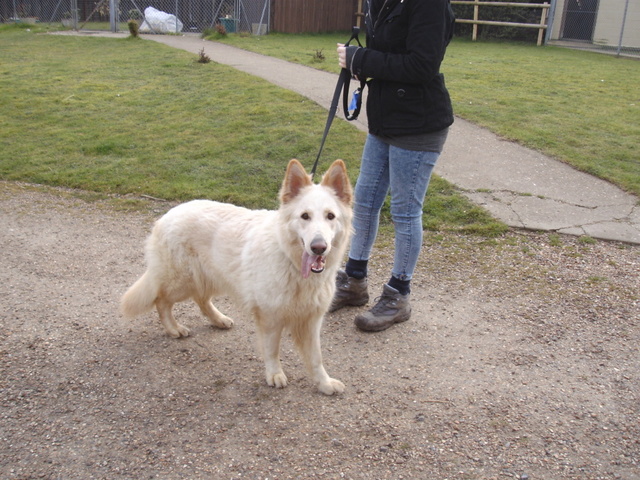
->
xmin=121 ymin=159 xmax=353 ymax=395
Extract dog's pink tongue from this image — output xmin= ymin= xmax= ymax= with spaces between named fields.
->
xmin=301 ymin=251 xmax=317 ymax=279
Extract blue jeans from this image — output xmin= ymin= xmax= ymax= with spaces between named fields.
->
xmin=349 ymin=134 xmax=440 ymax=281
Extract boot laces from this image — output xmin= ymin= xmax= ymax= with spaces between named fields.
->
xmin=370 ymin=293 xmax=398 ymax=314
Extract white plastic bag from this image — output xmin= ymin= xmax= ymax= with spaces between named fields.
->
xmin=139 ymin=6 xmax=183 ymax=33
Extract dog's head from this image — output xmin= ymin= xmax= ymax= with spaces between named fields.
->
xmin=279 ymin=159 xmax=353 ymax=279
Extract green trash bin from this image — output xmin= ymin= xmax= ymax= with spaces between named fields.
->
xmin=219 ymin=17 xmax=237 ymax=33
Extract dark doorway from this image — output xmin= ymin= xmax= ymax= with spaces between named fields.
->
xmin=562 ymin=0 xmax=599 ymax=41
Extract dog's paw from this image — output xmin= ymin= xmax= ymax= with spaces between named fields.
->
xmin=318 ymin=378 xmax=345 ymax=396
xmin=213 ymin=315 xmax=234 ymax=329
xmin=266 ymin=371 xmax=288 ymax=389
xmin=167 ymin=324 xmax=190 ymax=338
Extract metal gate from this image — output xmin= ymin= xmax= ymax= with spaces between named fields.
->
xmin=561 ymin=0 xmax=599 ymax=41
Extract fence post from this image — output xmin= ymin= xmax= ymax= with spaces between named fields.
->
xmin=74 ymin=0 xmax=79 ymax=28
xmin=472 ymin=0 xmax=479 ymax=41
xmin=109 ymin=0 xmax=118 ymax=32
xmin=175 ymin=0 xmax=179 ymax=34
xmin=617 ymin=0 xmax=630 ymax=56
xmin=537 ymin=3 xmax=548 ymax=46
xmin=545 ymin=0 xmax=557 ymax=45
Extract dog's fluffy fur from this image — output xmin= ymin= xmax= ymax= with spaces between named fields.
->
xmin=121 ymin=159 xmax=353 ymax=395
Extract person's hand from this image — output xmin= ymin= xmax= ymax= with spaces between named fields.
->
xmin=337 ymin=43 xmax=347 ymax=69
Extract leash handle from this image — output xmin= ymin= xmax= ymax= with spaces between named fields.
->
xmin=310 ymin=27 xmax=363 ymax=179
xmin=342 ymin=28 xmax=365 ymax=122
xmin=344 ymin=26 xmax=362 ymax=48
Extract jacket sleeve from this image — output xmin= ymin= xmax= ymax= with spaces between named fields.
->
xmin=345 ymin=46 xmax=361 ymax=74
xmin=351 ymin=0 xmax=453 ymax=85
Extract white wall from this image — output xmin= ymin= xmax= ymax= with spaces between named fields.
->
xmin=549 ymin=0 xmax=639 ymax=48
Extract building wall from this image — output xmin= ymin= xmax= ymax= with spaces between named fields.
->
xmin=592 ymin=0 xmax=639 ymax=47
xmin=549 ymin=0 xmax=639 ymax=48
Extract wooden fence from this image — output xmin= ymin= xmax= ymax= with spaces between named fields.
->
xmin=272 ymin=0 xmax=357 ymax=34
xmin=271 ymin=0 xmax=549 ymax=40
xmin=451 ymin=1 xmax=550 ymax=46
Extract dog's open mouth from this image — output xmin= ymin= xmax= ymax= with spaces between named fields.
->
xmin=301 ymin=251 xmax=326 ymax=279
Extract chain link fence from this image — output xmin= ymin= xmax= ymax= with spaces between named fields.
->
xmin=0 ymin=0 xmax=270 ymax=34
xmin=2 ymin=0 xmax=638 ymax=57
xmin=546 ymin=0 xmax=639 ymax=58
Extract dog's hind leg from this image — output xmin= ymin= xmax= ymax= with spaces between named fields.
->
xmin=292 ymin=317 xmax=345 ymax=395
xmin=155 ymin=297 xmax=190 ymax=338
xmin=256 ymin=313 xmax=287 ymax=388
xmin=196 ymin=298 xmax=234 ymax=329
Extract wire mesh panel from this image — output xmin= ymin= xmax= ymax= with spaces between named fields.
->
xmin=0 ymin=0 xmax=269 ymax=34
xmin=0 ymin=0 xmax=75 ymax=25
xmin=212 ymin=0 xmax=270 ymax=35
xmin=116 ymin=0 xmax=271 ymax=34
xmin=3 ymin=0 xmax=637 ymax=58
xmin=560 ymin=0 xmax=598 ymax=41
xmin=118 ymin=0 xmax=215 ymax=33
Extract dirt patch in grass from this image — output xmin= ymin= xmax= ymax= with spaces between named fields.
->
xmin=1 ymin=182 xmax=638 ymax=479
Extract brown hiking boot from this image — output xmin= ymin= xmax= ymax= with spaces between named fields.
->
xmin=329 ymin=270 xmax=369 ymax=313
xmin=354 ymin=284 xmax=411 ymax=332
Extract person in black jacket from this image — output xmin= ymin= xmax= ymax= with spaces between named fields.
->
xmin=331 ymin=0 xmax=455 ymax=332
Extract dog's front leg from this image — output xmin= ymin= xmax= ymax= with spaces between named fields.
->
xmin=294 ymin=317 xmax=345 ymax=395
xmin=256 ymin=316 xmax=288 ymax=388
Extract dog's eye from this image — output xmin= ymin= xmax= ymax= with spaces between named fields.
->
xmin=327 ymin=212 xmax=335 ymax=220
xmin=301 ymin=212 xmax=310 ymax=220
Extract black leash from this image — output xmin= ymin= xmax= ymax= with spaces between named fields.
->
xmin=310 ymin=27 xmax=366 ymax=179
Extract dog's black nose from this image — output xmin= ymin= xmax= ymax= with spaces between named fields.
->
xmin=310 ymin=237 xmax=327 ymax=255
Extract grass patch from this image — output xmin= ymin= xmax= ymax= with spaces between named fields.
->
xmin=444 ymin=39 xmax=639 ymax=196
xmin=205 ymin=31 xmax=347 ymax=73
xmin=0 ymin=28 xmax=349 ymax=208
xmin=210 ymin=32 xmax=640 ymax=197
xmin=0 ymin=26 xmax=498 ymax=234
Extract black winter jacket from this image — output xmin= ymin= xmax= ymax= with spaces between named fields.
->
xmin=349 ymin=0 xmax=455 ymax=136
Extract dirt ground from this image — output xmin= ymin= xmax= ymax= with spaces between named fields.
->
xmin=1 ymin=181 xmax=638 ymax=480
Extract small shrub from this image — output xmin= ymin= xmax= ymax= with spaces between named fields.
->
xmin=200 ymin=27 xmax=215 ymax=38
xmin=127 ymin=19 xmax=139 ymax=38
xmin=197 ymin=48 xmax=211 ymax=64
xmin=128 ymin=9 xmax=142 ymax=20
xmin=202 ymin=23 xmax=231 ymax=40
xmin=312 ymin=49 xmax=325 ymax=62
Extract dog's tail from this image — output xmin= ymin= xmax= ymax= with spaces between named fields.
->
xmin=120 ymin=272 xmax=157 ymax=318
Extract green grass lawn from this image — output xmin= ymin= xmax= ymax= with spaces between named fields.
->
xmin=0 ymin=25 xmax=503 ymax=235
xmin=211 ymin=32 xmax=640 ymax=197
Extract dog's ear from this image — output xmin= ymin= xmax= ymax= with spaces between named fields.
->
xmin=321 ymin=159 xmax=353 ymax=205
xmin=280 ymin=159 xmax=312 ymax=204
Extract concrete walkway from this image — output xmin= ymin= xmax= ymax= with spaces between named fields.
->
xmin=57 ymin=31 xmax=640 ymax=244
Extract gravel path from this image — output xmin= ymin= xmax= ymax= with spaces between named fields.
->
xmin=1 ymin=181 xmax=638 ymax=479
